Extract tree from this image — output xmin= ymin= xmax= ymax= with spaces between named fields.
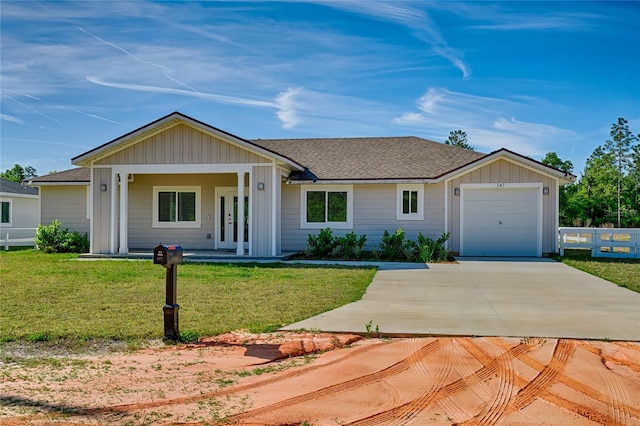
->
xmin=444 ymin=130 xmax=475 ymax=150
xmin=541 ymin=152 xmax=573 ymax=173
xmin=0 ymin=164 xmax=38 ymax=183
xmin=603 ymin=118 xmax=638 ymax=227
xmin=542 ymin=152 xmax=575 ymax=226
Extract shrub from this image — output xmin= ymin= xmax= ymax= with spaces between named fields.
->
xmin=379 ymin=229 xmax=407 ymax=261
xmin=336 ymin=232 xmax=367 ymax=260
xmin=34 ymin=220 xmax=89 ymax=253
xmin=305 ymin=228 xmax=335 ymax=258
xmin=416 ymin=232 xmax=450 ymax=262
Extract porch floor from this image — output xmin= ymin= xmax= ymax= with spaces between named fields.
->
xmin=78 ymin=250 xmax=298 ymax=263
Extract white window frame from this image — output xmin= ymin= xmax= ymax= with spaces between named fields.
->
xmin=152 ymin=186 xmax=201 ymax=228
xmin=396 ymin=184 xmax=424 ymax=221
xmin=1 ymin=199 xmax=12 ymax=226
xmin=300 ymin=184 xmax=353 ymax=229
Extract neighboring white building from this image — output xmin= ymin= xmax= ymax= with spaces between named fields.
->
xmin=0 ymin=177 xmax=39 ymax=248
xmin=27 ymin=112 xmax=576 ymax=257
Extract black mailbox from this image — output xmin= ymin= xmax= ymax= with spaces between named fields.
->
xmin=153 ymin=244 xmax=183 ymax=266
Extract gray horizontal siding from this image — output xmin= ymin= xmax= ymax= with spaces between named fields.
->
xmin=281 ymin=183 xmax=446 ymax=252
xmin=41 ymin=186 xmax=89 ymax=235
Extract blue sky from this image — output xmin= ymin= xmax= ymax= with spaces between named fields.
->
xmin=1 ymin=1 xmax=639 ymax=177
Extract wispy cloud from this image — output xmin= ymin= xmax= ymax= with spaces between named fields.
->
xmin=0 ymin=114 xmax=25 ymax=124
xmin=393 ymin=87 xmax=577 ymax=156
xmin=313 ymin=1 xmax=470 ymax=78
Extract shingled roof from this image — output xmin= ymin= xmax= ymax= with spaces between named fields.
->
xmin=0 ymin=178 xmax=39 ymax=196
xmin=26 ymin=168 xmax=90 ymax=184
xmin=251 ymin=136 xmax=486 ymax=181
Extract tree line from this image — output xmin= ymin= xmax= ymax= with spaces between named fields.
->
xmin=543 ymin=118 xmax=639 ymax=228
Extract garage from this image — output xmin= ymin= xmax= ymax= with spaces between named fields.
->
xmin=461 ymin=184 xmax=541 ymax=257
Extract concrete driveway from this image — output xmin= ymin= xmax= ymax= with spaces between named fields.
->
xmin=284 ymin=258 xmax=640 ymax=341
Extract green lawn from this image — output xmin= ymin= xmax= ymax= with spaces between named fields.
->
xmin=558 ymin=249 xmax=640 ymax=293
xmin=0 ymin=251 xmax=376 ymax=342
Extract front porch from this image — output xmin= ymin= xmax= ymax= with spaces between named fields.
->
xmin=78 ymin=249 xmax=297 ymax=263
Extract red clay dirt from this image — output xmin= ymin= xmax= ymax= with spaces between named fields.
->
xmin=1 ymin=332 xmax=639 ymax=425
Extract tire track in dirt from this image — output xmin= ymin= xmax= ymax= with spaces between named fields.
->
xmin=385 ymin=338 xmax=455 ymax=426
xmin=433 ymin=339 xmax=482 ymax=423
xmin=466 ymin=337 xmax=522 ymax=426
xmin=505 ymin=339 xmax=575 ymax=414
xmin=349 ymin=340 xmax=537 ymax=425
xmin=513 ymin=342 xmax=640 ymax=423
xmin=74 ymin=339 xmax=383 ymax=416
xmin=231 ymin=339 xmax=442 ymax=422
xmin=585 ymin=344 xmax=634 ymax=425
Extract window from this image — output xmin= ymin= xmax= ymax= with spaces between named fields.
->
xmin=396 ymin=184 xmax=424 ymax=220
xmin=1 ymin=201 xmax=10 ymax=225
xmin=301 ymin=185 xmax=352 ymax=229
xmin=153 ymin=186 xmax=201 ymax=228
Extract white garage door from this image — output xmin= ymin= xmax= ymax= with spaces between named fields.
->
xmin=462 ymin=186 xmax=540 ymax=257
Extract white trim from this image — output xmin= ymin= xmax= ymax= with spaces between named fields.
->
xmin=0 ymin=192 xmax=39 ymax=199
xmin=300 ymin=184 xmax=353 ymax=230
xmin=1 ymin=199 xmax=12 ymax=226
xmin=89 ymin=167 xmax=94 ymax=254
xmin=396 ymin=184 xmax=424 ymax=221
xmin=215 ymin=186 xmax=250 ymax=251
xmin=109 ymin=171 xmax=118 ymax=254
xmin=25 ymin=182 xmax=89 ymax=186
xmin=554 ymin=177 xmax=560 ymax=253
xmin=119 ymin=175 xmax=129 ymax=254
xmin=152 ymin=186 xmax=202 ymax=229
xmin=444 ymin=179 xmax=449 ymax=248
xmin=271 ymin=161 xmax=277 ymax=256
xmin=72 ymin=113 xmax=305 ymax=171
xmin=237 ymin=173 xmax=245 ymax=256
xmin=287 ymin=178 xmax=438 ymax=185
xmin=112 ymin=164 xmax=253 ymax=175
xmin=459 ymin=183 xmax=543 ymax=257
xmin=441 ymin=152 xmax=574 ymax=184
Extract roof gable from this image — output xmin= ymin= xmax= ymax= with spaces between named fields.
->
xmin=71 ymin=112 xmax=303 ymax=170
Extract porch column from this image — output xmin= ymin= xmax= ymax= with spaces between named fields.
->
xmin=236 ymin=172 xmax=245 ymax=256
xmin=118 ymin=173 xmax=129 ymax=254
xmin=271 ymin=164 xmax=277 ymax=256
xmin=109 ymin=171 xmax=118 ymax=254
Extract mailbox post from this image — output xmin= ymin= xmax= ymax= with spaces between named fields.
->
xmin=153 ymin=244 xmax=183 ymax=342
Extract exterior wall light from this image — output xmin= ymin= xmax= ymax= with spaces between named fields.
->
xmin=257 ymin=182 xmax=265 ymax=190
xmin=100 ymin=183 xmax=107 ymax=192
xmin=543 ymin=187 xmax=549 ymax=195
xmin=454 ymin=188 xmax=460 ymax=196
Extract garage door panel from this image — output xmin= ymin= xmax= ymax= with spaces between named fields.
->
xmin=462 ymin=187 xmax=540 ymax=257
xmin=465 ymin=200 xmax=537 ymax=215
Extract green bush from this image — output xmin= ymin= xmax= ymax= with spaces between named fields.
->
xmin=416 ymin=232 xmax=451 ymax=262
xmin=303 ymin=228 xmax=450 ymax=263
xmin=34 ymin=220 xmax=89 ymax=253
xmin=305 ymin=228 xmax=336 ymax=258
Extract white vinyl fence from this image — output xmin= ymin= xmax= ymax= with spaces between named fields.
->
xmin=559 ymin=227 xmax=640 ymax=259
xmin=0 ymin=227 xmax=36 ymax=251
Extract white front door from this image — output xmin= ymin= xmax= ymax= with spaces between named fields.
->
xmin=216 ymin=188 xmax=249 ymax=250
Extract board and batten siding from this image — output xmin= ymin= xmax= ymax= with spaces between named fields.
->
xmin=95 ymin=124 xmax=271 ymax=166
xmin=250 ymin=165 xmax=274 ymax=257
xmin=92 ymin=168 xmax=112 ymax=253
xmin=280 ymin=182 xmax=446 ymax=252
xmin=41 ymin=186 xmax=90 ymax=236
xmin=447 ymin=159 xmax=557 ymax=255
